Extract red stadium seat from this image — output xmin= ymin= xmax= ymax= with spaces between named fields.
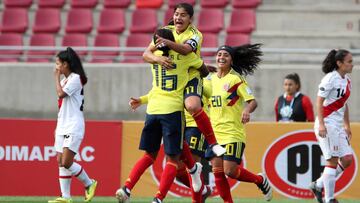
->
xmin=136 ymin=0 xmax=163 ymax=8
xmin=104 ymin=0 xmax=131 ymax=8
xmin=163 ymin=8 xmax=174 ymax=26
xmin=201 ymin=33 xmax=218 ymax=57
xmin=200 ymin=0 xmax=228 ymax=8
xmin=0 ymin=8 xmax=28 ymax=33
xmin=130 ymin=9 xmax=158 ymax=33
xmin=122 ymin=34 xmax=151 ymax=63
xmin=27 ymin=34 xmax=55 ymax=62
xmin=4 ymin=0 xmax=32 ymax=8
xmin=62 ymin=34 xmax=88 ymax=56
xmin=225 ymin=33 xmax=250 ymax=46
xmin=168 ymin=0 xmax=196 ymax=8
xmin=227 ymin=9 xmax=256 ymax=34
xmin=0 ymin=33 xmax=23 ymax=62
xmin=38 ymin=0 xmax=65 ymax=8
xmin=71 ymin=0 xmax=98 ymax=8
xmin=65 ymin=9 xmax=93 ymax=33
xmin=91 ymin=34 xmax=120 ymax=63
xmin=97 ymin=9 xmax=125 ymax=34
xmin=197 ymin=9 xmax=223 ymax=33
xmin=33 ymin=9 xmax=61 ymax=33
xmin=232 ymin=0 xmax=261 ymax=8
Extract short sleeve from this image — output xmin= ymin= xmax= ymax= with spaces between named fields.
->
xmin=317 ymin=76 xmax=333 ymax=98
xmin=187 ymin=53 xmax=203 ymax=69
xmin=237 ymin=80 xmax=255 ymax=102
xmin=63 ymin=75 xmax=81 ymax=96
xmin=185 ymin=34 xmax=202 ymax=52
xmin=203 ymin=77 xmax=212 ymax=99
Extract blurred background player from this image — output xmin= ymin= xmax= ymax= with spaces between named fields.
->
xmin=48 ymin=47 xmax=97 ymax=203
xmin=311 ymin=49 xmax=354 ymax=203
xmin=143 ymin=2 xmax=226 ymax=157
xmin=274 ymin=73 xmax=314 ymax=122
xmin=116 ymin=28 xmax=206 ymax=203
xmin=205 ymin=44 xmax=272 ymax=203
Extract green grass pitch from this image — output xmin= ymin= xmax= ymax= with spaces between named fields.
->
xmin=0 ymin=197 xmax=359 ymax=203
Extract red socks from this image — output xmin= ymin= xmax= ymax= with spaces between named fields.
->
xmin=235 ymin=166 xmax=263 ymax=185
xmin=125 ymin=153 xmax=154 ymax=190
xmin=192 ymin=109 xmax=217 ymax=145
xmin=213 ymin=167 xmax=233 ymax=203
xmin=176 ymin=162 xmax=190 ymax=188
xmin=156 ymin=160 xmax=178 ymax=201
xmin=180 ymin=141 xmax=196 ymax=169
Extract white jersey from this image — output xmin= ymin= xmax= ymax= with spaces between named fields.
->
xmin=55 ymin=73 xmax=85 ymax=136
xmin=315 ymin=70 xmax=351 ymax=126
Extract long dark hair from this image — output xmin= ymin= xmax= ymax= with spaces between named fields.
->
xmin=168 ymin=3 xmax=194 ymax=25
xmin=57 ymin=47 xmax=88 ymax=85
xmin=217 ymin=44 xmax=262 ymax=76
xmin=285 ymin=73 xmax=301 ymax=91
xmin=153 ymin=28 xmax=175 ymax=57
xmin=322 ymin=49 xmax=350 ymax=74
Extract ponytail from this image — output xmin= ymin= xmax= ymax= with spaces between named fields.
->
xmin=322 ymin=49 xmax=350 ymax=74
xmin=57 ymin=47 xmax=88 ymax=85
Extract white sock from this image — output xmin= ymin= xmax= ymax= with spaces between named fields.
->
xmin=188 ymin=163 xmax=197 ymax=174
xmin=323 ymin=167 xmax=336 ymax=202
xmin=59 ymin=167 xmax=72 ymax=198
xmin=68 ymin=162 xmax=92 ymax=187
xmin=316 ymin=164 xmax=344 ymax=188
xmin=201 ymin=186 xmax=208 ymax=195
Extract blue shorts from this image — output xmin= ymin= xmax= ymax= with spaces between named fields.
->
xmin=139 ymin=111 xmax=184 ymax=156
xmin=205 ymin=142 xmax=245 ymax=164
xmin=185 ymin=127 xmax=208 ymax=158
xmin=184 ymin=76 xmax=203 ymax=99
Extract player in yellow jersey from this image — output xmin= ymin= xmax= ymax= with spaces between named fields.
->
xmin=204 ymin=44 xmax=273 ymax=202
xmin=116 ymin=29 xmax=206 ymax=203
xmin=143 ymin=3 xmax=226 ymax=159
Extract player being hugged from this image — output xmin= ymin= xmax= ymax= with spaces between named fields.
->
xmin=310 ymin=49 xmax=354 ymax=203
xmin=49 ymin=47 xmax=97 ymax=203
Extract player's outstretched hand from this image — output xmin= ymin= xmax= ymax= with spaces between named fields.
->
xmin=129 ymin=97 xmax=142 ymax=111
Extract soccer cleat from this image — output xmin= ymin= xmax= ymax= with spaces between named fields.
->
xmin=152 ymin=197 xmax=162 ymax=203
xmin=309 ymin=181 xmax=324 ymax=203
xmin=328 ymin=199 xmax=339 ymax=203
xmin=189 ymin=162 xmax=203 ymax=192
xmin=202 ymin=185 xmax=212 ymax=203
xmin=211 ymin=144 xmax=226 ymax=157
xmin=85 ymin=179 xmax=98 ymax=202
xmin=257 ymin=173 xmax=273 ymax=201
xmin=115 ymin=186 xmax=130 ymax=203
xmin=48 ymin=197 xmax=73 ymax=203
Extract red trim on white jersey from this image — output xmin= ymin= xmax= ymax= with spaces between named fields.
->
xmin=323 ymin=79 xmax=350 ymax=118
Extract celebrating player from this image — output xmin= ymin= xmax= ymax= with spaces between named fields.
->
xmin=48 ymin=47 xmax=97 ymax=203
xmin=310 ymin=49 xmax=354 ymax=203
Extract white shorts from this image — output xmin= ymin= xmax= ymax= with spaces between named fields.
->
xmin=54 ymin=133 xmax=83 ymax=154
xmin=314 ymin=124 xmax=353 ymax=160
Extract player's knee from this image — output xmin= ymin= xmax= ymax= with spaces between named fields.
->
xmin=62 ymin=160 xmax=73 ymax=169
xmin=185 ymin=98 xmax=201 ymax=114
xmin=224 ymin=167 xmax=237 ymax=178
xmin=341 ymin=155 xmax=353 ymax=168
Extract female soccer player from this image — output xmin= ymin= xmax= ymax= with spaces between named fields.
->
xmin=48 ymin=47 xmax=97 ymax=203
xmin=274 ymin=73 xmax=314 ymax=122
xmin=310 ymin=49 xmax=354 ymax=203
xmin=143 ymin=2 xmax=226 ymax=157
xmin=116 ymin=28 xmax=206 ymax=203
xmin=205 ymin=44 xmax=272 ymax=202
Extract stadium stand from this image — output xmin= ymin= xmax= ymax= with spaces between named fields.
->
xmin=27 ymin=34 xmax=55 ymax=62
xmin=136 ymin=0 xmax=163 ymax=8
xmin=32 ymin=9 xmax=61 ymax=33
xmin=163 ymin=8 xmax=173 ymax=26
xmin=130 ymin=9 xmax=158 ymax=33
xmin=0 ymin=8 xmax=28 ymax=33
xmin=70 ymin=0 xmax=98 ymax=8
xmin=91 ymin=34 xmax=120 ymax=63
xmin=4 ymin=0 xmax=32 ymax=8
xmin=227 ymin=9 xmax=256 ymax=34
xmin=65 ymin=9 xmax=93 ymax=33
xmin=62 ymin=34 xmax=88 ymax=57
xmin=122 ymin=34 xmax=152 ymax=63
xmin=232 ymin=0 xmax=261 ymax=8
xmin=97 ymin=9 xmax=125 ymax=34
xmin=168 ymin=0 xmax=196 ymax=8
xmin=103 ymin=0 xmax=131 ymax=8
xmin=201 ymin=33 xmax=218 ymax=57
xmin=0 ymin=33 xmax=23 ymax=62
xmin=38 ymin=0 xmax=65 ymax=8
xmin=225 ymin=33 xmax=250 ymax=46
xmin=197 ymin=9 xmax=224 ymax=34
xmin=200 ymin=0 xmax=228 ymax=8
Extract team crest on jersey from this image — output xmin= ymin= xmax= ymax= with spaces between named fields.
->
xmin=223 ymin=83 xmax=230 ymax=91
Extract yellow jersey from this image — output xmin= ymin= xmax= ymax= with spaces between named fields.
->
xmin=145 ymin=49 xmax=203 ymax=114
xmin=208 ymin=70 xmax=255 ymax=144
